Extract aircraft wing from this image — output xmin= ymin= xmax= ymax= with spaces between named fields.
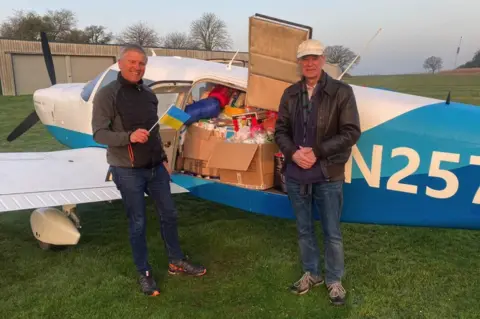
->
xmin=0 ymin=147 xmax=188 ymax=213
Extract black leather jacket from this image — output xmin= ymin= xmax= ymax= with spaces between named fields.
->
xmin=274 ymin=71 xmax=361 ymax=182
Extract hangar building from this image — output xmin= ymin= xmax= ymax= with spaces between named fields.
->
xmin=0 ymin=38 xmax=248 ymax=96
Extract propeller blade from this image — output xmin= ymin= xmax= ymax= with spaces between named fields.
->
xmin=40 ymin=31 xmax=56 ymax=86
xmin=6 ymin=111 xmax=40 ymax=142
xmin=6 ymin=31 xmax=51 ymax=142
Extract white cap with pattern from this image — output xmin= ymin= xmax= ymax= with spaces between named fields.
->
xmin=297 ymin=39 xmax=326 ymax=59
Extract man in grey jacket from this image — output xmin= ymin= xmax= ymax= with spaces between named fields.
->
xmin=92 ymin=44 xmax=206 ymax=297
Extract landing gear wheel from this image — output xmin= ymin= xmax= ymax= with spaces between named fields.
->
xmin=30 ymin=207 xmax=81 ymax=251
xmin=37 ymin=240 xmax=67 ymax=251
xmin=38 ymin=240 xmax=52 ymax=251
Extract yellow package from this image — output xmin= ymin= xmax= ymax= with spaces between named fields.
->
xmin=224 ymin=105 xmax=246 ymax=117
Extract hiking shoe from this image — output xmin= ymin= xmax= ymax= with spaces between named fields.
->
xmin=138 ymin=270 xmax=160 ymax=296
xmin=289 ymin=272 xmax=324 ymax=295
xmin=327 ymin=282 xmax=346 ymax=305
xmin=168 ymin=259 xmax=207 ymax=277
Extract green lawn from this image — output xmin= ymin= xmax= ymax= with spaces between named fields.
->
xmin=346 ymin=73 xmax=480 ymax=105
xmin=1 ymin=74 xmax=480 ymax=319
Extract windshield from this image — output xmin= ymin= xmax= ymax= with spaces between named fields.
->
xmin=80 ymin=71 xmax=104 ymax=102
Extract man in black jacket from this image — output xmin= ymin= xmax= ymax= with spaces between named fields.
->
xmin=92 ymin=44 xmax=206 ymax=297
xmin=274 ymin=39 xmax=361 ymax=305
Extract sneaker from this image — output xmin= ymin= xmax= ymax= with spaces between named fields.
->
xmin=289 ymin=272 xmax=324 ymax=295
xmin=327 ymin=282 xmax=346 ymax=305
xmin=138 ymin=270 xmax=160 ymax=296
xmin=168 ymin=259 xmax=207 ymax=277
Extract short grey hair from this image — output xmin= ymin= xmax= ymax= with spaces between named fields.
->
xmin=119 ymin=44 xmax=148 ymax=62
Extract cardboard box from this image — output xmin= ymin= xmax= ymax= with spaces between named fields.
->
xmin=181 ymin=124 xmax=279 ymax=189
xmin=183 ymin=158 xmax=220 ymax=177
xmin=175 ymin=155 xmax=184 ymax=171
xmin=182 ymin=125 xmax=224 ymax=161
xmin=207 ymin=142 xmax=279 ymax=190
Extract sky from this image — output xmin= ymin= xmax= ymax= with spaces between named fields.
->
xmin=0 ymin=0 xmax=478 ymax=75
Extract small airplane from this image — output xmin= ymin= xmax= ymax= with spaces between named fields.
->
xmin=1 ymin=14 xmax=479 ymax=251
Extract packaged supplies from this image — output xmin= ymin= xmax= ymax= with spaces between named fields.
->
xmin=181 ymin=124 xmax=224 ymax=178
xmin=200 ymin=90 xmax=211 ymax=100
xmin=262 ymin=111 xmax=278 ymax=131
xmin=232 ymin=112 xmax=258 ymax=132
xmin=235 ymin=92 xmax=246 ymax=107
xmin=184 ymin=97 xmax=221 ymax=125
xmin=177 ymin=84 xmax=280 ymax=190
xmin=224 ymin=105 xmax=246 ymax=117
xmin=183 ymin=158 xmax=220 ymax=178
xmin=228 ymin=90 xmax=239 ymax=106
xmin=208 ymin=85 xmax=231 ymax=108
xmin=206 ymin=139 xmax=279 ymax=190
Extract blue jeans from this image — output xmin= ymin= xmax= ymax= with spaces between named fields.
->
xmin=286 ymin=178 xmax=345 ymax=285
xmin=111 ymin=164 xmax=185 ymax=274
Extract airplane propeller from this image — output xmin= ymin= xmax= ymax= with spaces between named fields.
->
xmin=40 ymin=31 xmax=56 ymax=86
xmin=6 ymin=31 xmax=55 ymax=142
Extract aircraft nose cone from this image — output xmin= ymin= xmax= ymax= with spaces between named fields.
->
xmin=33 ymin=90 xmax=54 ymax=124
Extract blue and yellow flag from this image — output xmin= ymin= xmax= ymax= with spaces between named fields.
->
xmin=158 ymin=105 xmax=191 ymax=130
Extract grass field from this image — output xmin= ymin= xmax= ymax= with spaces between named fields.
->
xmin=1 ymin=74 xmax=479 ymax=319
xmin=346 ymin=72 xmax=480 ymax=105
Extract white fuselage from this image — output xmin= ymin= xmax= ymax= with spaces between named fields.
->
xmin=25 ymin=56 xmax=480 ymax=230
xmin=32 ymin=56 xmax=444 ymax=140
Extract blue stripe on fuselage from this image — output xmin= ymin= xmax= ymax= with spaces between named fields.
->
xmin=45 ymin=108 xmax=480 ymax=230
xmin=171 ymin=165 xmax=480 ymax=230
xmin=46 ymin=125 xmax=105 ymax=149
xmin=351 ymin=102 xmax=480 ymax=180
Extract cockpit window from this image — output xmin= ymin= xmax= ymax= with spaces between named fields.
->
xmin=96 ymin=69 xmax=119 ymax=92
xmin=80 ymin=72 xmax=103 ymax=102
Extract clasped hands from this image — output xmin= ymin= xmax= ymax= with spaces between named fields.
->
xmin=292 ymin=146 xmax=317 ymax=169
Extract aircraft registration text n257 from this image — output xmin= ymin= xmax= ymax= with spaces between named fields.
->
xmin=345 ymin=145 xmax=480 ymax=205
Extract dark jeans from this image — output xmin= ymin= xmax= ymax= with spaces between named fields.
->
xmin=286 ymin=178 xmax=345 ymax=285
xmin=111 ymin=163 xmax=185 ymax=274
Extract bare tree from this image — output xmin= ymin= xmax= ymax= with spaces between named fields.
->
xmin=0 ymin=9 xmax=114 ymax=44
xmin=43 ymin=9 xmax=77 ymax=41
xmin=163 ymin=31 xmax=198 ymax=49
xmin=0 ymin=10 xmax=51 ymax=40
xmin=62 ymin=29 xmax=89 ymax=43
xmin=84 ymin=25 xmax=113 ymax=44
xmin=423 ymin=56 xmax=443 ymax=73
xmin=116 ymin=21 xmax=162 ymax=47
xmin=458 ymin=49 xmax=480 ymax=68
xmin=324 ymin=45 xmax=359 ymax=72
xmin=190 ymin=13 xmax=232 ymax=50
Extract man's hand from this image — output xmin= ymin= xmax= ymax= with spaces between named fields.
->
xmin=292 ymin=147 xmax=316 ymax=169
xmin=130 ymin=129 xmax=149 ymax=144
xmin=300 ymin=146 xmax=317 ymax=163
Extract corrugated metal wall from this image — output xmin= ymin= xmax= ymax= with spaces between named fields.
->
xmin=0 ymin=39 xmax=249 ymax=96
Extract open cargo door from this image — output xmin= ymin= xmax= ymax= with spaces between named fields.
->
xmin=246 ymin=14 xmax=342 ymax=111
xmin=246 ymin=14 xmax=312 ymax=112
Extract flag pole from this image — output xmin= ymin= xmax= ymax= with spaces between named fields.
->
xmin=149 ymin=104 xmax=174 ymax=133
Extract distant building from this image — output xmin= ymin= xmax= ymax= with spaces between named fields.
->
xmin=0 ymin=38 xmax=248 ymax=96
